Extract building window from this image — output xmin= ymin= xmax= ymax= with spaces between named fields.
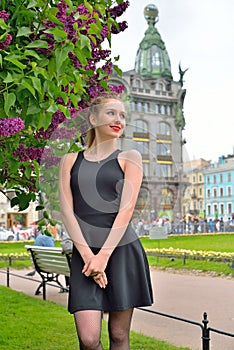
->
xmin=133 ymin=120 xmax=148 ymax=133
xmin=131 ymin=101 xmax=135 ymax=112
xmin=213 ymin=188 xmax=217 ymax=197
xmin=220 ymin=187 xmax=224 ymax=197
xmin=157 ymin=143 xmax=171 ymax=156
xmin=134 ymin=141 xmax=149 ymax=155
xmin=207 ymin=205 xmax=211 ymax=216
xmin=161 ymin=105 xmax=165 ymax=115
xmin=213 ymin=175 xmax=216 ymax=184
xmin=156 ymin=163 xmax=172 ymax=178
xmin=213 ymin=204 xmax=218 ymax=216
xmin=207 ymin=189 xmax=210 ymax=198
xmin=227 ymin=186 xmax=232 ymax=196
xmin=155 ymin=104 xmax=159 ymax=114
xmin=137 ymin=102 xmax=142 ymax=112
xmin=199 ymin=188 xmax=202 ymax=196
xmin=220 ymin=204 xmax=224 ymax=215
xmin=158 ymin=122 xmax=171 ymax=136
xmin=166 ymin=105 xmax=171 ymax=115
xmin=228 ymin=203 xmax=232 ymax=215
xmin=207 ymin=176 xmax=210 ymax=184
xmin=142 ymin=162 xmax=149 ymax=177
xmin=220 ymin=174 xmax=223 ymax=182
xmin=227 ymin=173 xmax=231 ymax=182
xmin=144 ymin=102 xmax=150 ymax=113
xmin=193 ymin=176 xmax=196 ymax=183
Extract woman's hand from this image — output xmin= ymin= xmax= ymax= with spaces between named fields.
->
xmin=82 ymin=252 xmax=110 ymax=287
xmin=92 ymin=272 xmax=108 ymax=288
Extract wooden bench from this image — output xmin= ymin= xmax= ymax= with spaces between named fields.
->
xmin=25 ymin=245 xmax=71 ymax=300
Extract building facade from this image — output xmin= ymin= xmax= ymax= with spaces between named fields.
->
xmin=111 ymin=4 xmax=187 ymax=220
xmin=204 ymin=155 xmax=234 ymax=221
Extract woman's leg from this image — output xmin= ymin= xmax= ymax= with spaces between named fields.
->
xmin=74 ymin=310 xmax=103 ymax=350
xmin=108 ymin=308 xmax=134 ymax=350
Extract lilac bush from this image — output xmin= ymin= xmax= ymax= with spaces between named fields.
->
xmin=0 ymin=0 xmax=129 ymax=214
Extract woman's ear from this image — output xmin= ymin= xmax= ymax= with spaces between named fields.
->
xmin=89 ymin=113 xmax=96 ymax=127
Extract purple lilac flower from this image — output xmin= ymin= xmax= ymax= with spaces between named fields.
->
xmin=35 ymin=110 xmax=66 ymax=139
xmin=111 ymin=21 xmax=128 ymax=34
xmin=109 ymin=85 xmax=125 ymax=94
xmin=107 ymin=1 xmax=130 ymax=19
xmin=77 ymin=4 xmax=90 ymax=16
xmin=0 ymin=117 xmax=24 ymax=137
xmin=40 ymin=148 xmax=61 ymax=166
xmin=0 ymin=10 xmax=9 ymax=22
xmin=100 ymin=26 xmax=109 ymax=40
xmin=0 ymin=33 xmax=12 ymax=50
xmin=13 ymin=145 xmax=44 ymax=161
xmin=50 ymin=127 xmax=77 ymax=140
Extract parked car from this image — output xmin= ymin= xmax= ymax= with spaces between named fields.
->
xmin=18 ymin=227 xmax=33 ymax=240
xmin=0 ymin=228 xmax=15 ymax=241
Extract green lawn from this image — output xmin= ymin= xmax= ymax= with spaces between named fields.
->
xmin=141 ymin=233 xmax=234 ymax=252
xmin=1 ymin=234 xmax=234 ymax=276
xmin=0 ymin=286 xmax=190 ymax=350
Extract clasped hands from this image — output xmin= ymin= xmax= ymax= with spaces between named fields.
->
xmin=82 ymin=253 xmax=108 ymax=288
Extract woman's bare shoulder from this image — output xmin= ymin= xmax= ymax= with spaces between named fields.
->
xmin=60 ymin=152 xmax=79 ymax=169
xmin=119 ymin=149 xmax=142 ymax=163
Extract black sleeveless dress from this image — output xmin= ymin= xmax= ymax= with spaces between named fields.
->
xmin=68 ymin=150 xmax=153 ymax=313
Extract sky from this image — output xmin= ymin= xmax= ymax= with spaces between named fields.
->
xmin=110 ymin=0 xmax=234 ymax=163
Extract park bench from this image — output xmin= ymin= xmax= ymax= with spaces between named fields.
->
xmin=25 ymin=245 xmax=71 ymax=300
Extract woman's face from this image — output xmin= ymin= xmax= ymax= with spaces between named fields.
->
xmin=91 ymin=98 xmax=126 ymax=139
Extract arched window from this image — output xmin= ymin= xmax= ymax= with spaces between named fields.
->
xmin=133 ymin=120 xmax=148 ymax=133
xmin=158 ymin=122 xmax=171 ymax=136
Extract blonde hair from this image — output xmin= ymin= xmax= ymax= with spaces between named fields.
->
xmin=86 ymin=92 xmax=123 ymax=148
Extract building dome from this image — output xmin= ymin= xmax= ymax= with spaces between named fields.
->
xmin=135 ymin=4 xmax=172 ymax=79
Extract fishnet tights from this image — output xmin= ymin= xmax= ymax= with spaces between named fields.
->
xmin=74 ymin=308 xmax=133 ymax=350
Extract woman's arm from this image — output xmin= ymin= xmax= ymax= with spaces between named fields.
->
xmin=82 ymin=149 xmax=143 ymax=276
xmin=59 ymin=153 xmax=107 ymax=288
xmin=58 ymin=153 xmax=94 ymax=262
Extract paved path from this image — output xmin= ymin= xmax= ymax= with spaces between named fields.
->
xmin=0 ymin=268 xmax=234 ymax=350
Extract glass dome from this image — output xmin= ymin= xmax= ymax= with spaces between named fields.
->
xmin=135 ymin=4 xmax=172 ymax=79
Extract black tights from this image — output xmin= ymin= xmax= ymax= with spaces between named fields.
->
xmin=74 ymin=308 xmax=133 ymax=350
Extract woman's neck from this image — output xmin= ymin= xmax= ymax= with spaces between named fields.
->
xmin=86 ymin=140 xmax=118 ymax=159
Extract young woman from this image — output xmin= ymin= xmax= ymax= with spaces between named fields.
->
xmin=59 ymin=92 xmax=153 ymax=350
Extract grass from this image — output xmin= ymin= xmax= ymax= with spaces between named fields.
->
xmin=0 ymin=286 xmax=190 ymax=350
xmin=141 ymin=233 xmax=234 ymax=252
xmin=1 ymin=234 xmax=234 ymax=276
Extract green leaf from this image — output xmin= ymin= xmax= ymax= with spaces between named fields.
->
xmin=30 ymin=76 xmax=42 ymax=95
xmin=80 ymin=34 xmax=91 ymax=50
xmin=24 ymin=166 xmax=32 ymax=179
xmin=44 ymin=28 xmax=67 ymax=41
xmin=21 ymin=79 xmax=36 ymax=97
xmin=36 ymin=205 xmax=44 ymax=211
xmin=5 ymin=56 xmax=27 ymax=70
xmin=55 ymin=46 xmax=71 ymax=74
xmin=10 ymin=197 xmax=19 ymax=208
xmin=24 ymin=50 xmax=41 ymax=60
xmin=26 ymin=40 xmax=49 ymax=49
xmin=27 ymin=0 xmax=37 ymax=9
xmin=3 ymin=92 xmax=16 ymax=115
xmin=113 ymin=64 xmax=122 ymax=77
xmin=0 ymin=53 xmax=2 ymax=68
xmin=16 ymin=26 xmax=32 ymax=37
xmin=3 ymin=72 xmax=13 ymax=83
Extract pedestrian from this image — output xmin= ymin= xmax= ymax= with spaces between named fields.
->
xmin=59 ymin=91 xmax=153 ymax=350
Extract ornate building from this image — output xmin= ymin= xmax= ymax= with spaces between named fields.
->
xmin=111 ymin=4 xmax=188 ymax=220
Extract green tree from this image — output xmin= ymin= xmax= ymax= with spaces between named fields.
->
xmin=0 ymin=0 xmax=129 ymax=224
